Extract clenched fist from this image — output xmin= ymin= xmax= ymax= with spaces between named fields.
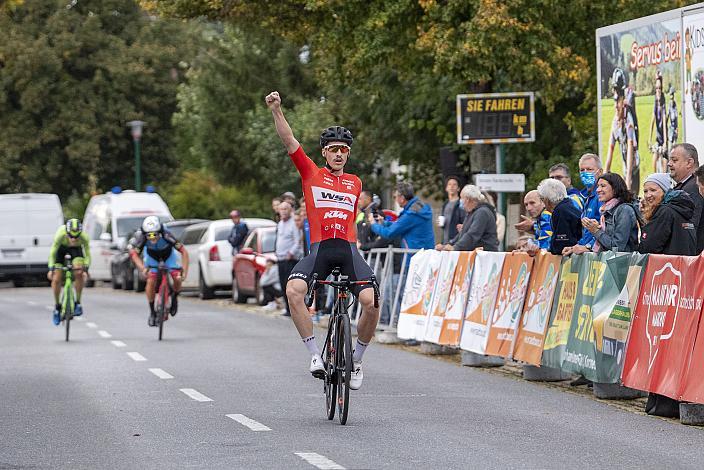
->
xmin=265 ymin=91 xmax=281 ymax=110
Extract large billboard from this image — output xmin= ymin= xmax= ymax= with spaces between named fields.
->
xmin=684 ymin=8 xmax=704 ymax=156
xmin=597 ymin=10 xmax=683 ymax=194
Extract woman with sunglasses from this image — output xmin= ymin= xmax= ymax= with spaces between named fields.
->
xmin=129 ymin=216 xmax=189 ymax=327
xmin=47 ymin=218 xmax=91 ymax=325
xmin=266 ymin=90 xmax=379 ymax=391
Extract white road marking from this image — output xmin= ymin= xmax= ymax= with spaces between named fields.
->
xmin=148 ymin=368 xmax=174 ymax=379
xmin=74 ymin=316 xmax=84 ymax=321
xmin=126 ymin=352 xmax=147 ymax=362
xmin=27 ymin=301 xmax=37 ymax=306
xmin=226 ymin=414 xmax=271 ymax=432
xmin=111 ymin=340 xmax=126 ymax=348
xmin=179 ymin=388 xmax=213 ymax=402
xmin=86 ymin=322 xmax=98 ymax=329
xmin=295 ymin=453 xmax=345 ymax=470
xmin=97 ymin=330 xmax=112 ymax=338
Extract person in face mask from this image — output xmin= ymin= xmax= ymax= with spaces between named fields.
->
xmin=562 ymin=153 xmax=604 ymax=255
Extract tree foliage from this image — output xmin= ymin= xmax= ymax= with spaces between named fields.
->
xmin=0 ymin=0 xmax=199 ymax=200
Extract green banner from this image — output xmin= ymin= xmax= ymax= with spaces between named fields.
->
xmin=542 ymin=256 xmax=582 ymax=369
xmin=561 ymin=253 xmax=612 ymax=380
xmin=592 ymin=252 xmax=649 ymax=383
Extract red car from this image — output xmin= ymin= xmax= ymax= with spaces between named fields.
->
xmin=232 ymin=226 xmax=277 ymax=304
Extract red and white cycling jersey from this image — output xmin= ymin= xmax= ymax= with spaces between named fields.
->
xmin=290 ymin=145 xmax=362 ymax=244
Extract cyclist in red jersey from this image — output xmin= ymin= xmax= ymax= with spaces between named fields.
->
xmin=266 ymin=91 xmax=379 ymax=390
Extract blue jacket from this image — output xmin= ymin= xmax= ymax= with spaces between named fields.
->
xmin=579 ymin=187 xmax=602 ymax=248
xmin=370 ymin=196 xmax=435 ymax=249
xmin=567 ymin=187 xmax=584 ymax=211
xmin=534 ymin=210 xmax=553 ymax=249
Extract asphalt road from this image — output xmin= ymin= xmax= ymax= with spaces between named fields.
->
xmin=1 ymin=286 xmax=703 ymax=470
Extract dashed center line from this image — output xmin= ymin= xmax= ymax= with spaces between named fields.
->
xmin=126 ymin=352 xmax=147 ymax=362
xmin=226 ymin=414 xmax=271 ymax=432
xmin=111 ymin=340 xmax=126 ymax=348
xmin=86 ymin=322 xmax=97 ymax=329
xmin=295 ymin=453 xmax=345 ymax=470
xmin=180 ymin=388 xmax=213 ymax=402
xmin=97 ymin=330 xmax=112 ymax=338
xmin=27 ymin=301 xmax=37 ymax=306
xmin=149 ymin=368 xmax=174 ymax=379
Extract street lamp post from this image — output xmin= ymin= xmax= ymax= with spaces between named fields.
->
xmin=127 ymin=120 xmax=145 ymax=191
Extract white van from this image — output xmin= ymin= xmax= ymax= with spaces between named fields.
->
xmin=0 ymin=193 xmax=64 ymax=286
xmin=83 ymin=190 xmax=173 ymax=281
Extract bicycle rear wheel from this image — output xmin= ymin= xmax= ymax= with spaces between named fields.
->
xmin=336 ymin=313 xmax=352 ymax=425
xmin=324 ymin=321 xmax=337 ymax=421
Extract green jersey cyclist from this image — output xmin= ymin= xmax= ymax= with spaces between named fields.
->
xmin=47 ymin=218 xmax=91 ymax=325
xmin=265 ymin=90 xmax=380 ymax=390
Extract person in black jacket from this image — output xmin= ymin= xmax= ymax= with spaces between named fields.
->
xmin=668 ymin=143 xmax=703 ymax=252
xmin=439 ymin=176 xmax=464 ymax=244
xmin=536 ymin=178 xmax=582 ymax=256
xmin=637 ymin=172 xmax=696 ymax=419
xmin=436 ymin=185 xmax=499 ymax=252
xmin=638 ymin=173 xmax=697 ymax=256
xmin=227 ymin=210 xmax=249 ymax=255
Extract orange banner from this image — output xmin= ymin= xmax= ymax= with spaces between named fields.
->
xmin=485 ymin=252 xmax=534 ymax=358
xmin=424 ymin=251 xmax=461 ymax=344
xmin=438 ymin=251 xmax=476 ymax=346
xmin=512 ymin=253 xmax=562 ymax=365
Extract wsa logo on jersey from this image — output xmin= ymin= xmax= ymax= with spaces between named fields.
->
xmin=312 ymin=186 xmax=357 ymax=210
xmin=323 ymin=210 xmax=349 ymax=220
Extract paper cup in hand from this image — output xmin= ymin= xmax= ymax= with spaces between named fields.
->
xmin=437 ymin=215 xmax=445 ymax=227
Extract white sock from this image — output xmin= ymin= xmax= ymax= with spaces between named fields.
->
xmin=352 ymin=338 xmax=369 ymax=363
xmin=303 ymin=335 xmax=320 ymax=356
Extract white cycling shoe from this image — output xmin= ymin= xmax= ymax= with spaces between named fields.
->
xmin=349 ymin=362 xmax=363 ymax=390
xmin=310 ymin=354 xmax=325 ymax=380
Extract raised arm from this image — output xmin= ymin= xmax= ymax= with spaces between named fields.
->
xmin=265 ymin=91 xmax=300 ymax=154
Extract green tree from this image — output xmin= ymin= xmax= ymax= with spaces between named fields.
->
xmin=0 ymin=0 xmax=200 ymax=200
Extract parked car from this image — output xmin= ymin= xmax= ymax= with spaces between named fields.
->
xmin=181 ymin=218 xmax=276 ymax=299
xmin=83 ymin=189 xmax=173 ymax=283
xmin=0 ymin=193 xmax=64 ymax=286
xmin=232 ymin=226 xmax=277 ymax=304
xmin=109 ymin=219 xmax=208 ymax=291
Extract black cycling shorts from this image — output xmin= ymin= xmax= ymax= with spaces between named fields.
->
xmin=288 ymin=239 xmax=375 ymax=296
xmin=54 ymin=246 xmax=84 ymax=266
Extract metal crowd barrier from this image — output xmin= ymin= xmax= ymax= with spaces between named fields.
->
xmin=350 ymin=247 xmax=420 ymax=331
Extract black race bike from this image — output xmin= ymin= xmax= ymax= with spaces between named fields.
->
xmin=307 ymin=268 xmax=379 ymax=425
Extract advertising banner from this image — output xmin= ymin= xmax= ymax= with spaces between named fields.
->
xmin=438 ymin=251 xmax=476 ymax=347
xmin=542 ymin=256 xmax=581 ymax=369
xmin=513 ymin=253 xmax=562 ymax=365
xmin=460 ymin=251 xmax=506 ymax=354
xmin=622 ymin=255 xmax=704 ymax=399
xmin=591 ymin=252 xmax=649 ymax=383
xmin=680 ymin=258 xmax=704 ymax=404
xmin=562 ymin=253 xmax=615 ymax=381
xmin=597 ymin=12 xmax=682 ymax=194
xmin=398 ymin=250 xmax=439 ymax=340
xmin=424 ymin=251 xmax=461 ymax=344
xmin=485 ymin=253 xmax=534 ymax=358
xmin=683 ymin=10 xmax=704 ymax=156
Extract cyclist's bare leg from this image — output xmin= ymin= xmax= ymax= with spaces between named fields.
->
xmin=73 ymin=267 xmax=84 ymax=301
xmin=51 ymin=270 xmax=63 ymax=304
xmin=286 ymin=278 xmax=314 ymax=339
xmin=145 ymin=276 xmax=156 ymax=303
xmin=356 ymin=288 xmax=380 ymax=344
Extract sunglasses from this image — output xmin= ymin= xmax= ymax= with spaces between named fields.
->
xmin=324 ymin=144 xmax=350 ymax=155
xmin=146 ymin=232 xmax=160 ymax=240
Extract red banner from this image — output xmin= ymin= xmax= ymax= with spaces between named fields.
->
xmin=680 ymin=261 xmax=704 ymax=404
xmin=621 ymin=255 xmax=704 ymax=399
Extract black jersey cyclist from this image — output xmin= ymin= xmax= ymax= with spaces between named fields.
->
xmin=266 ymin=90 xmax=380 ymax=390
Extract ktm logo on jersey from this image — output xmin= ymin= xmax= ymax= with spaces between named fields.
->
xmin=323 ymin=210 xmax=349 ymax=220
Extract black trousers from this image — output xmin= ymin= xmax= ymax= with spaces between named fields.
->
xmin=262 ymin=285 xmax=282 ymax=304
xmin=277 ymin=259 xmax=298 ymax=314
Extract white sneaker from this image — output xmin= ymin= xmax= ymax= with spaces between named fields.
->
xmin=349 ymin=362 xmax=363 ymax=390
xmin=263 ymin=302 xmax=277 ymax=311
xmin=310 ymin=354 xmax=325 ymax=379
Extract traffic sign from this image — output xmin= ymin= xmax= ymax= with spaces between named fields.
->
xmin=473 ymin=174 xmax=525 ymax=192
xmin=456 ymin=92 xmax=535 ymax=144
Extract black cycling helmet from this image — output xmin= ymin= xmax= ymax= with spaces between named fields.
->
xmin=612 ymin=68 xmax=626 ymax=99
xmin=320 ymin=126 xmax=353 ymax=148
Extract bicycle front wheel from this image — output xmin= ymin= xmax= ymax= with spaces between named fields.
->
xmin=64 ymin=288 xmax=73 ymax=342
xmin=324 ymin=323 xmax=337 ymax=421
xmin=157 ymin=278 xmax=167 ymax=341
xmin=336 ymin=313 xmax=352 ymax=425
